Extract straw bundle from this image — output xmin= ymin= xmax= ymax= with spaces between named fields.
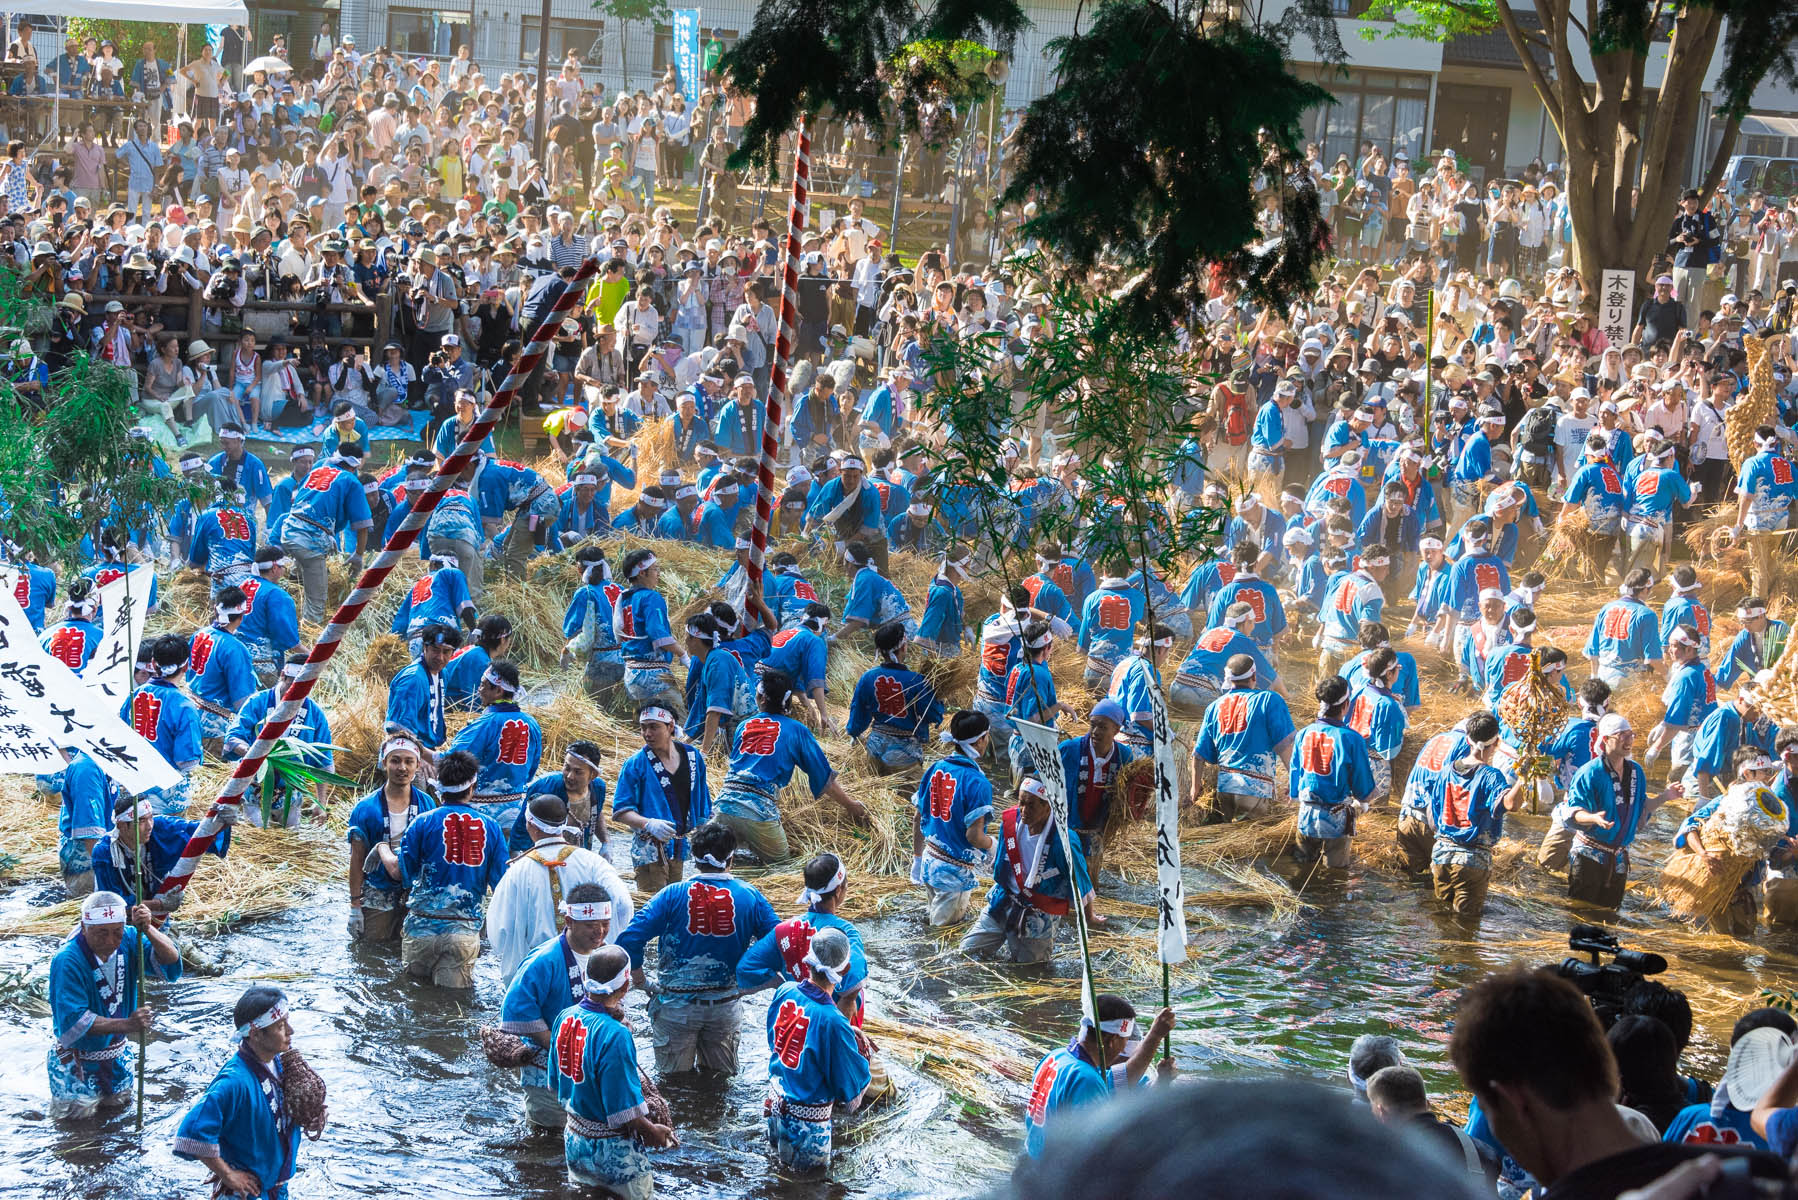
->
xmin=605 ymin=418 xmax=678 ymax=514
xmin=1658 ymin=784 xmax=1789 ymax=925
xmin=359 ymin=633 xmax=413 ymax=681
xmin=1728 ymin=336 xmax=1779 ymax=469
xmin=0 ymin=782 xmax=62 ymax=880
xmin=158 ymin=568 xmax=219 ymax=631
xmin=482 ymin=572 xmax=581 ymax=669
xmin=859 ymin=1013 xmax=1034 ymax=1113
xmin=1537 ymin=505 xmax=1606 ymax=583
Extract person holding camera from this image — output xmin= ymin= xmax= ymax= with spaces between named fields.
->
xmin=328 ymin=342 xmax=379 ymax=424
xmin=301 ymin=238 xmax=365 ymax=338
xmin=407 ymin=247 xmax=459 ymax=368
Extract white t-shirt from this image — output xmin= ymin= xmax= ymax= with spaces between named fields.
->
xmin=1553 ymin=412 xmax=1598 ymax=482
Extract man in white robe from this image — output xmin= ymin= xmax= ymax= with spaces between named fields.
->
xmin=486 ymin=794 xmax=634 ymax=984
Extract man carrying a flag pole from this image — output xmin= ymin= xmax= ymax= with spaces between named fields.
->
xmin=1021 ymin=996 xmax=1176 ymax=1158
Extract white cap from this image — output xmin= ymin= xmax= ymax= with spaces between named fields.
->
xmin=1597 ymin=713 xmax=1632 ymax=737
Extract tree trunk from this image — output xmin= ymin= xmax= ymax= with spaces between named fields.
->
xmin=1499 ymin=1 xmax=1725 ymax=286
xmin=621 ymin=18 xmax=630 ymax=88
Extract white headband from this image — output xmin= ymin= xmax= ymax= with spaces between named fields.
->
xmin=802 ymin=613 xmax=828 ymax=633
xmin=560 ymin=899 xmax=613 ymax=922
xmin=80 ymin=893 xmax=128 ymax=926
xmin=1673 ymin=579 xmax=1703 ymax=596
xmin=481 ymin=667 xmax=517 ymax=694
xmin=685 ymin=621 xmax=720 ymax=646
xmin=1759 ymin=433 xmax=1782 ymax=450
xmin=939 ymin=727 xmax=986 ymax=758
xmin=215 ymin=600 xmax=248 ymax=618
xmin=1669 ymin=627 xmax=1699 ymax=648
xmin=566 ymin=749 xmax=602 ymax=773
xmin=1741 ymin=753 xmax=1779 ymax=774
xmin=1360 ymin=555 xmax=1390 ymax=568
xmin=627 ymin=554 xmax=658 ymax=578
xmin=1024 ymin=630 xmax=1054 ymax=650
xmin=694 ymin=852 xmax=731 ymax=870
xmin=798 ymin=864 xmax=846 ymax=906
xmin=801 ymin=947 xmax=846 ymax=988
xmin=1740 ymin=606 xmax=1768 ymax=619
xmin=841 ymin=457 xmax=865 ymax=471
xmin=1224 ymin=661 xmax=1256 ymax=683
xmin=1419 ymin=536 xmax=1443 ymax=551
xmin=438 ymin=777 xmax=475 ymax=798
xmin=429 ymin=553 xmax=459 ymax=569
xmin=257 ymin=555 xmax=294 ymax=572
xmin=1019 ymin=777 xmax=1048 ymax=800
xmin=573 ymin=473 xmax=599 ymax=486
xmin=280 ymin=659 xmax=308 ymax=680
xmin=638 ymin=707 xmax=675 ymax=726
xmin=1141 ymin=634 xmax=1175 ymax=649
xmin=113 ymin=799 xmax=153 ymax=825
xmin=1511 ymin=618 xmax=1536 ymax=634
xmin=233 ymin=1001 xmax=290 ymax=1042
xmin=1579 ymin=700 xmax=1609 ymax=721
xmin=1081 ymin=1015 xmax=1136 ymax=1038
xmin=1467 ymin=732 xmax=1498 ymax=750
xmin=641 ymin=494 xmax=669 ymax=509
xmin=675 ymin=485 xmax=697 ymax=500
xmin=381 ymin=735 xmax=421 ymax=760
xmin=583 ymin=964 xmax=631 ymax=997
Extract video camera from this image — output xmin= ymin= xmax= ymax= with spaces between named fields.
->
xmin=1549 ymin=923 xmax=1667 ymax=1026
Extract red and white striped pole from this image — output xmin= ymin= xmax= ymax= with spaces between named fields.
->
xmin=747 ymin=119 xmax=812 ymax=593
xmin=155 ymin=257 xmax=603 ymax=907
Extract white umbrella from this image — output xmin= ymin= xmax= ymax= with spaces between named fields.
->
xmin=244 ymin=55 xmax=292 ymax=75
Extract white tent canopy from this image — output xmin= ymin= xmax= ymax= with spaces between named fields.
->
xmin=23 ymin=0 xmax=248 ymax=22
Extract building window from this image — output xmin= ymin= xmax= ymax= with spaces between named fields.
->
xmin=387 ymin=8 xmax=470 ymax=57
xmin=1308 ymin=69 xmax=1430 ymax=170
xmin=1326 ymin=0 xmax=1376 ymax=15
xmin=521 ymin=18 xmax=607 ymax=64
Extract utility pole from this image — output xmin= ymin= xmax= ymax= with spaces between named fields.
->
xmin=531 ymin=0 xmax=552 ymax=163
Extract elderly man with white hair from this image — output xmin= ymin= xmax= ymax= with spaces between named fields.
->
xmin=47 ymin=890 xmax=181 ymax=1118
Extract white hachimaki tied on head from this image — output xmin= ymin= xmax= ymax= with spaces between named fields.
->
xmin=939 ymin=709 xmax=991 ymax=759
xmin=582 ymin=944 xmax=633 ymax=1000
xmin=80 ymin=889 xmax=130 ymax=928
xmin=801 ymin=925 xmax=852 ymax=988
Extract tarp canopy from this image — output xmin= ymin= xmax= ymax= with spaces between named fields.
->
xmin=24 ymin=0 xmax=248 ymax=23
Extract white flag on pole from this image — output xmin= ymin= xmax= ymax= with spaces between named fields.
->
xmin=1011 ymin=716 xmax=1097 ymax=1022
xmin=1149 ymin=683 xmax=1188 ymax=964
xmin=88 ymin=566 xmax=152 ymax=702
xmin=0 ymin=583 xmax=179 ymax=793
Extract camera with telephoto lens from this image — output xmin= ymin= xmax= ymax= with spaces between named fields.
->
xmin=1546 ymin=923 xmax=1667 ymax=1027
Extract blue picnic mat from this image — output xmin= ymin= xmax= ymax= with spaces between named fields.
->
xmin=251 ymin=412 xmax=431 ymax=445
